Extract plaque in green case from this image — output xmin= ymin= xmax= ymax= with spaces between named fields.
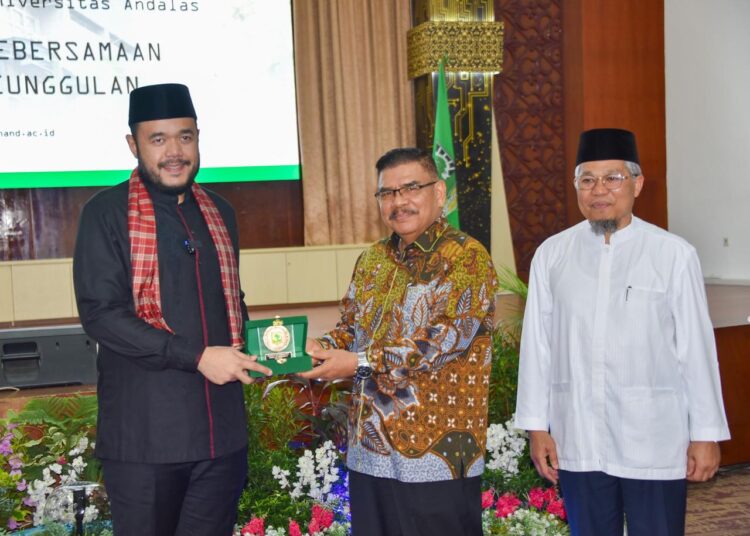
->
xmin=244 ymin=315 xmax=313 ymax=377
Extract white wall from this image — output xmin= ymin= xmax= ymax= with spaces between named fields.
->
xmin=665 ymin=0 xmax=750 ymax=280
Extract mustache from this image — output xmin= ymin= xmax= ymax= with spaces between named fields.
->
xmin=389 ymin=208 xmax=417 ymax=220
xmin=158 ymin=159 xmax=191 ymax=168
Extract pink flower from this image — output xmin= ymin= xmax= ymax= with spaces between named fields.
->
xmin=16 ymin=479 xmax=27 ymax=492
xmin=543 ymin=486 xmax=558 ymax=504
xmin=481 ymin=489 xmax=495 ymax=509
xmin=311 ymin=504 xmax=334 ymax=529
xmin=528 ymin=487 xmax=545 ymax=509
xmin=495 ymin=492 xmax=521 ymax=518
xmin=58 ymin=456 xmax=67 ymax=465
xmin=241 ymin=517 xmax=265 ymax=536
xmin=7 ymin=519 xmax=18 ymax=530
xmin=308 ymin=519 xmax=320 ymax=534
xmin=546 ymin=498 xmax=567 ymax=520
xmin=288 ymin=520 xmax=303 ymax=536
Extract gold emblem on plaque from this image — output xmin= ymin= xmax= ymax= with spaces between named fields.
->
xmin=263 ymin=316 xmax=291 ymax=363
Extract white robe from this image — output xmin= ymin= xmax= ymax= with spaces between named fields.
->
xmin=515 ymin=216 xmax=730 ymax=480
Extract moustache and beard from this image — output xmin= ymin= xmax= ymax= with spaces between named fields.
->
xmin=137 ymin=154 xmax=201 ymax=196
xmin=589 ymin=219 xmax=618 ymax=236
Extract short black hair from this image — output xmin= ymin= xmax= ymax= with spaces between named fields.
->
xmin=375 ymin=147 xmax=439 ymax=179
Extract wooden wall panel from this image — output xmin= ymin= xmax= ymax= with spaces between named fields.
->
xmin=715 ymin=325 xmax=750 ymax=466
xmin=211 ymin=181 xmax=304 ymax=249
xmin=563 ymin=0 xmax=668 ymax=230
xmin=0 ymin=187 xmax=97 ymax=261
xmin=493 ymin=0 xmax=566 ymax=281
xmin=0 ymin=181 xmax=303 ymax=262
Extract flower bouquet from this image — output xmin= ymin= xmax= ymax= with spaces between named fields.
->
xmin=482 ymin=486 xmax=569 ymax=536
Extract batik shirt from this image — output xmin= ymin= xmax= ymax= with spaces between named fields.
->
xmin=321 ymin=218 xmax=498 ymax=482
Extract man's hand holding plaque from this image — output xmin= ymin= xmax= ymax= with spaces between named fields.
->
xmin=198 ymin=346 xmax=272 ymax=384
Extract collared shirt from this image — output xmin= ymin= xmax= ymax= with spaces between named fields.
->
xmin=322 ymin=217 xmax=498 ymax=482
xmin=515 ymin=216 xmax=730 ymax=480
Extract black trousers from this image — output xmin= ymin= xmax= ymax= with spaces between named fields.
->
xmin=349 ymin=470 xmax=482 ymax=536
xmin=559 ymin=470 xmax=687 ymax=536
xmin=100 ymin=447 xmax=247 ymax=536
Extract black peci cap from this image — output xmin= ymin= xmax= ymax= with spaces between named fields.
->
xmin=576 ymin=128 xmax=639 ymax=165
xmin=128 ymin=83 xmax=197 ymax=126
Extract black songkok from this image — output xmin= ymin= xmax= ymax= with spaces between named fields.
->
xmin=128 ymin=83 xmax=197 ymax=126
xmin=576 ymin=128 xmax=639 ymax=165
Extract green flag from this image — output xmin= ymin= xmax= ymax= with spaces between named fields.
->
xmin=432 ymin=58 xmax=460 ymax=229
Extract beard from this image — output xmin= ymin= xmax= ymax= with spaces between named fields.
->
xmin=137 ymin=154 xmax=201 ymax=195
xmin=589 ymin=219 xmax=618 ymax=236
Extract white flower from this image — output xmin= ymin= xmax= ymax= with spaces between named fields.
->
xmin=276 ymin=440 xmax=343 ymax=504
xmin=27 ymin=457 xmax=95 ymax=526
xmin=71 ymin=456 xmax=87 ymax=473
xmin=272 ymin=466 xmax=291 ymax=489
xmin=28 ymin=479 xmax=52 ymax=525
xmin=68 ymin=436 xmax=90 ymax=457
xmin=83 ymin=504 xmax=99 ymax=522
xmin=485 ymin=415 xmax=528 ymax=477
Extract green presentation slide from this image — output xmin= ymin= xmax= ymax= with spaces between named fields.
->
xmin=0 ymin=1 xmax=300 ymax=188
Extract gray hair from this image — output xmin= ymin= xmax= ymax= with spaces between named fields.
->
xmin=574 ymin=160 xmax=642 ymax=178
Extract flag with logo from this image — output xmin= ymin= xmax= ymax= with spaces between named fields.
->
xmin=432 ymin=58 xmax=460 ymax=229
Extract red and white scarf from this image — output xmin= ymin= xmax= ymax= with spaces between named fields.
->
xmin=127 ymin=169 xmax=244 ymax=346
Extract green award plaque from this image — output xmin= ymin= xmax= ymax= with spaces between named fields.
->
xmin=244 ymin=315 xmax=313 ymax=377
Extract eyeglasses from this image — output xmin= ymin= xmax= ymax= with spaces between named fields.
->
xmin=574 ymin=173 xmax=631 ymax=191
xmin=374 ymin=180 xmax=438 ymax=202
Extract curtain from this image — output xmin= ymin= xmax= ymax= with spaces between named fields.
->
xmin=293 ymin=0 xmax=416 ymax=245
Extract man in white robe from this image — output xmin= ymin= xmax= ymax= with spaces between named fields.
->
xmin=515 ymin=128 xmax=730 ymax=535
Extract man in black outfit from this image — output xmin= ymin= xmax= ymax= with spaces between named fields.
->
xmin=73 ymin=83 xmax=270 ymax=535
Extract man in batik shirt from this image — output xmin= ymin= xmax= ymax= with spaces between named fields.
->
xmin=300 ymin=147 xmax=497 ymax=536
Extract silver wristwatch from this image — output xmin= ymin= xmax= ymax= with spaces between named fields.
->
xmin=355 ymin=351 xmax=372 ymax=380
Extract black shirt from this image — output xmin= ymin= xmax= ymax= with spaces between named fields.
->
xmin=73 ymin=177 xmax=248 ymax=463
